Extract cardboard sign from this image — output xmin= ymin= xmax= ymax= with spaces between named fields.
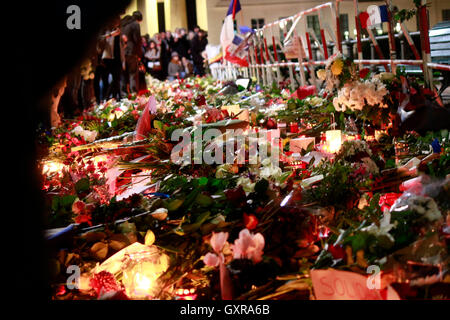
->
xmin=290 ymin=137 xmax=315 ymax=153
xmin=310 ymin=269 xmax=400 ymax=300
xmin=221 ymin=105 xmax=241 ymax=117
xmin=284 ymin=36 xmax=304 ymax=60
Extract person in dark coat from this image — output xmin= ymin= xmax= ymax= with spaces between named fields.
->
xmin=121 ymin=11 xmax=143 ymax=94
xmin=190 ymin=29 xmax=208 ymax=76
xmin=172 ymin=28 xmax=190 ymax=59
xmin=159 ymin=31 xmax=171 ymax=79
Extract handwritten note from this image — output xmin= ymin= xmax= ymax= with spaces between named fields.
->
xmin=310 ymin=269 xmax=400 ymax=300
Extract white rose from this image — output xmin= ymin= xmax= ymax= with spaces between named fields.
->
xmin=72 ymin=126 xmax=84 ymax=136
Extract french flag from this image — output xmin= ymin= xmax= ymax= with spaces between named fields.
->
xmin=220 ymin=0 xmax=241 ymax=54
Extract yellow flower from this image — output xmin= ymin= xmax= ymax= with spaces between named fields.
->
xmin=331 ymin=59 xmax=344 ymax=76
xmin=317 ymin=69 xmax=327 ymax=80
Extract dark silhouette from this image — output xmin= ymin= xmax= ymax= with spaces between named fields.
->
xmin=11 ymin=0 xmax=131 ymax=301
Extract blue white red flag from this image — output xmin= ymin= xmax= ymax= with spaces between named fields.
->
xmin=220 ymin=0 xmax=241 ymax=55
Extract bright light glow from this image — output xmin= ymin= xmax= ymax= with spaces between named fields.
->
xmin=325 ymin=130 xmax=342 ymax=153
xmin=134 ymin=273 xmax=152 ymax=294
xmin=121 ymin=246 xmax=170 ymax=299
xmin=42 ymin=161 xmax=65 ymax=175
xmin=92 ymin=155 xmax=108 ymax=165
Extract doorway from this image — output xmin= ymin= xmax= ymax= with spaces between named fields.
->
xmin=158 ymin=2 xmax=166 ymax=32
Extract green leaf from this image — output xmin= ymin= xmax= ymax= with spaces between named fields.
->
xmin=350 ymin=233 xmax=368 ymax=252
xmin=166 ymin=198 xmax=184 ymax=211
xmin=51 ymin=196 xmax=60 ymax=211
xmin=279 ymin=171 xmax=292 ymax=184
xmin=153 ymin=120 xmax=164 ymax=133
xmin=198 ymin=177 xmax=208 ymax=186
xmin=60 ymin=195 xmax=77 ymax=208
xmin=195 ymin=193 xmax=214 ymax=207
xmin=75 ymin=178 xmax=90 ymax=194
xmin=177 ymin=211 xmax=212 ymax=235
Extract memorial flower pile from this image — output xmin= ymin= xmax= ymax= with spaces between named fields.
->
xmin=39 ymin=73 xmax=449 ymax=301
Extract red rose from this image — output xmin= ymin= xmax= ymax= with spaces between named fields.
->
xmin=74 ymin=213 xmax=92 ymax=226
xmin=327 ymin=244 xmax=345 ymax=260
xmin=72 ymin=200 xmax=86 ymax=215
xmin=243 ymin=213 xmax=258 ymax=230
xmin=359 ymin=68 xmax=370 ymax=79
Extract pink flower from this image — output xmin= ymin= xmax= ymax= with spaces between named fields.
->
xmin=210 ymin=232 xmax=229 ymax=253
xmin=232 ymin=229 xmax=265 ymax=264
xmin=175 ymin=106 xmax=185 ymax=118
xmin=203 ymin=252 xmax=221 ymax=267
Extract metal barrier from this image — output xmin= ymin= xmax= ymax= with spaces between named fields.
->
xmin=210 ymin=0 xmax=449 ymax=96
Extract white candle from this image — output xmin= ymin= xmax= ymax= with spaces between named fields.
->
xmin=325 ymin=130 xmax=342 ymax=153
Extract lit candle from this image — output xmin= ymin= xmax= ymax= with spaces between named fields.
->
xmin=375 ymin=130 xmax=385 ymax=141
xmin=175 ymin=288 xmax=197 ymax=300
xmin=325 ymin=130 xmax=342 ymax=153
xmin=289 ymin=122 xmax=299 ymax=133
xmin=121 ymin=247 xmax=170 ymax=299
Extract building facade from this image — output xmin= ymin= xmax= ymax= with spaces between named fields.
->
xmin=125 ymin=0 xmax=450 ymax=45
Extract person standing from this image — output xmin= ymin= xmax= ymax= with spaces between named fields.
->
xmin=121 ymin=11 xmax=143 ymax=94
xmin=173 ymin=28 xmax=190 ymax=59
xmin=100 ymin=16 xmax=124 ymax=101
xmin=160 ymin=31 xmax=171 ymax=79
xmin=191 ymin=29 xmax=208 ymax=76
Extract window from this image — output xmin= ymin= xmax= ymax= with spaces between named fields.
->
xmin=339 ymin=14 xmax=349 ymax=34
xmin=278 ymin=17 xmax=293 ymax=39
xmin=251 ymin=18 xmax=265 ymax=29
xmin=443 ymin=9 xmax=450 ymax=21
xmin=307 ymin=15 xmax=321 ymax=39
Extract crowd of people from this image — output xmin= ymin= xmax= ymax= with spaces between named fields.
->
xmin=49 ymin=11 xmax=209 ymax=127
xmin=95 ymin=10 xmax=209 ymax=102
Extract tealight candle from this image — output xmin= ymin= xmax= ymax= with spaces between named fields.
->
xmin=289 ymin=122 xmax=299 ymax=133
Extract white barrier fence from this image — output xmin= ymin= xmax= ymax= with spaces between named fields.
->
xmin=210 ymin=0 xmax=450 ymax=98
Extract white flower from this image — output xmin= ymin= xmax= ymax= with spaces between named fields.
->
xmin=362 ymin=211 xmax=395 ymax=242
xmin=261 ymin=157 xmax=272 ymax=167
xmin=391 ymin=194 xmax=442 ymax=222
xmin=72 ymin=126 xmax=98 ymax=142
xmin=333 ymin=79 xmax=387 ymax=112
xmin=216 ymin=164 xmax=232 ymax=179
xmin=307 ymin=96 xmax=325 ymax=107
xmin=83 ymin=130 xmax=98 ymax=142
xmin=333 ymin=97 xmax=343 ymax=112
xmin=236 ymin=177 xmax=256 ymax=193
xmin=406 ymin=195 xmax=442 ymax=221
xmin=260 ymin=157 xmax=282 ymax=180
xmin=72 ymin=126 xmax=84 ymax=136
